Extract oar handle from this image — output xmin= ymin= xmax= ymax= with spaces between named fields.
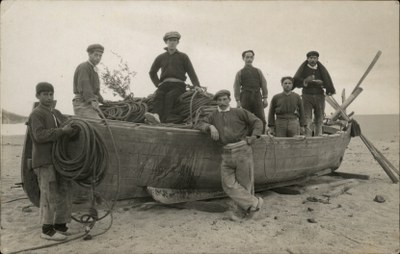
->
xmin=351 ymin=50 xmax=382 ymax=94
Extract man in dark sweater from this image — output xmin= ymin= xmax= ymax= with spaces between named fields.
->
xmin=73 ymin=44 xmax=105 ymax=119
xmin=268 ymin=76 xmax=306 ymax=137
xmin=28 ymin=82 xmax=76 ymax=241
xmin=233 ymin=50 xmax=268 ymax=133
xmin=196 ymin=90 xmax=263 ymax=220
xmin=145 ymin=31 xmax=201 ymax=124
xmin=293 ymin=51 xmax=335 ymax=136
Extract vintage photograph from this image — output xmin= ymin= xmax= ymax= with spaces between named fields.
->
xmin=1 ymin=1 xmax=399 ymax=253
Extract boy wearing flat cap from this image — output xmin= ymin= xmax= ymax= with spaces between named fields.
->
xmin=293 ymin=51 xmax=335 ymax=136
xmin=72 ymin=44 xmax=105 ymax=119
xmin=146 ymin=31 xmax=201 ymax=124
xmin=28 ymin=82 xmax=76 ymax=241
xmin=196 ymin=89 xmax=263 ymax=220
xmin=233 ymin=50 xmax=268 ymax=133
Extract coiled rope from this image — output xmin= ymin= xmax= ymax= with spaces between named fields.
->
xmin=52 ymin=119 xmax=108 ymax=188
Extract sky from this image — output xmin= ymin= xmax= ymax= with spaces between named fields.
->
xmin=1 ymin=1 xmax=399 ymax=117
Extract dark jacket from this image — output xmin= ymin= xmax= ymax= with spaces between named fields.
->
xmin=28 ymin=104 xmax=68 ymax=169
xmin=293 ymin=60 xmax=335 ymax=95
xmin=73 ymin=61 xmax=104 ymax=103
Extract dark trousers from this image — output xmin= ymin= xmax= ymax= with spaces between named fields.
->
xmin=152 ymin=82 xmax=186 ymax=123
xmin=240 ymin=90 xmax=266 ymax=133
xmin=302 ymin=93 xmax=325 ymax=136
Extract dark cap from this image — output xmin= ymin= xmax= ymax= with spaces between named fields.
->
xmin=163 ymin=31 xmax=181 ymax=42
xmin=36 ymin=82 xmax=54 ymax=94
xmin=87 ymin=44 xmax=104 ymax=54
xmin=306 ymin=51 xmax=319 ymax=58
xmin=213 ymin=89 xmax=231 ymax=100
xmin=242 ymin=50 xmax=255 ymax=58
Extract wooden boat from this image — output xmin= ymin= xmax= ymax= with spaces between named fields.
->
xmin=21 ymin=116 xmax=352 ymax=207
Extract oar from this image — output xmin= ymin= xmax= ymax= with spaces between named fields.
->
xmin=351 ymin=50 xmax=382 ymax=94
xmin=326 ymin=95 xmax=399 ymax=183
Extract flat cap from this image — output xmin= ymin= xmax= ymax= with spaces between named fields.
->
xmin=87 ymin=44 xmax=104 ymax=53
xmin=163 ymin=31 xmax=181 ymax=42
xmin=36 ymin=82 xmax=54 ymax=94
xmin=213 ymin=89 xmax=231 ymax=100
xmin=306 ymin=51 xmax=319 ymax=57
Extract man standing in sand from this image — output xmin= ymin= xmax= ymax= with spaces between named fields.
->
xmin=28 ymin=82 xmax=76 ymax=241
xmin=196 ymin=90 xmax=263 ymax=219
xmin=293 ymin=51 xmax=335 ymax=136
xmin=268 ymin=76 xmax=306 ymax=137
xmin=72 ymin=44 xmax=106 ymax=119
xmin=233 ymin=50 xmax=268 ymax=133
xmin=145 ymin=31 xmax=201 ymax=124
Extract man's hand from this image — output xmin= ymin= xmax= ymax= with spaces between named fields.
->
xmin=62 ymin=124 xmax=74 ymax=135
xmin=303 ymin=75 xmax=315 ymax=87
xmin=246 ymin=136 xmax=257 ymax=145
xmin=268 ymin=127 xmax=275 ymax=136
xmin=236 ymin=101 xmax=241 ymax=108
xmin=262 ymin=98 xmax=268 ymax=108
xmin=91 ymin=101 xmax=99 ymax=110
xmin=209 ymin=125 xmax=220 ymax=141
xmin=300 ymin=127 xmax=306 ymax=135
xmin=194 ymin=86 xmax=202 ymax=92
xmin=313 ymin=79 xmax=324 ymax=86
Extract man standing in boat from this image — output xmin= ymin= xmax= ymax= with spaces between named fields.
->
xmin=145 ymin=31 xmax=202 ymax=124
xmin=233 ymin=50 xmax=268 ymax=133
xmin=293 ymin=51 xmax=335 ymax=136
xmin=196 ymin=90 xmax=263 ymax=219
xmin=72 ymin=44 xmax=106 ymax=119
xmin=268 ymin=76 xmax=306 ymax=137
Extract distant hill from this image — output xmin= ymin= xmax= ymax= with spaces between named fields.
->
xmin=2 ymin=109 xmax=28 ymax=124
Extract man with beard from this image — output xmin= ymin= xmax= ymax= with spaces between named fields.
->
xmin=293 ymin=51 xmax=335 ymax=136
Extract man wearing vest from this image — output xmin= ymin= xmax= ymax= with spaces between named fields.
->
xmin=293 ymin=51 xmax=335 ymax=136
xmin=233 ymin=50 xmax=268 ymax=133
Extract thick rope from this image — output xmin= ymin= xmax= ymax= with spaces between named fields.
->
xmin=52 ymin=119 xmax=108 ymax=188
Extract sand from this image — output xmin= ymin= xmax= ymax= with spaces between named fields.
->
xmin=1 ymin=134 xmax=399 ymax=254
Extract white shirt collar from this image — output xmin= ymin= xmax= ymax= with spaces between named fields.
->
xmin=307 ymin=63 xmax=318 ymax=70
xmin=218 ymin=106 xmax=231 ymax=112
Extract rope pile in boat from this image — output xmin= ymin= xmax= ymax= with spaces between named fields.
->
xmin=99 ymin=98 xmax=148 ymax=122
xmin=98 ymin=88 xmax=217 ymax=126
xmin=52 ymin=119 xmax=108 ymax=188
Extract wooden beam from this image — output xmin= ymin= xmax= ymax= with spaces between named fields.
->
xmin=330 ymin=87 xmax=363 ymax=121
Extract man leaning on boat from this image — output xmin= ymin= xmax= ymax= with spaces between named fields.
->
xmin=196 ymin=90 xmax=264 ymax=220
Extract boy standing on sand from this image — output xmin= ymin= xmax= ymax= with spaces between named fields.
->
xmin=28 ymin=82 xmax=76 ymax=241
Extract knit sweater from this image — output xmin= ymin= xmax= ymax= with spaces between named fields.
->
xmin=293 ymin=61 xmax=335 ymax=95
xmin=233 ymin=65 xmax=268 ymax=101
xmin=73 ymin=61 xmax=104 ymax=103
xmin=196 ymin=108 xmax=263 ymax=145
xmin=149 ymin=49 xmax=200 ymax=87
xmin=268 ymin=92 xmax=306 ymax=127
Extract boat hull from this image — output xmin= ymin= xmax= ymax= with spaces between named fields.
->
xmin=21 ymin=117 xmax=351 ymax=206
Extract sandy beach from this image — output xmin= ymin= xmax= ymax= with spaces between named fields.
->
xmin=1 ymin=127 xmax=399 ymax=254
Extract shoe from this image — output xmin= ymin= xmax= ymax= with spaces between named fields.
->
xmin=41 ymin=232 xmax=67 ymax=241
xmin=56 ymin=229 xmax=80 ymax=236
xmin=247 ymin=197 xmax=263 ymax=219
xmin=144 ymin=112 xmax=161 ymax=124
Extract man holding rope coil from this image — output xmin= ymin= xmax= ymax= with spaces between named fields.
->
xmin=28 ymin=82 xmax=77 ymax=241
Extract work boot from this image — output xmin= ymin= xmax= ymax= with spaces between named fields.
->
xmin=144 ymin=112 xmax=161 ymax=124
